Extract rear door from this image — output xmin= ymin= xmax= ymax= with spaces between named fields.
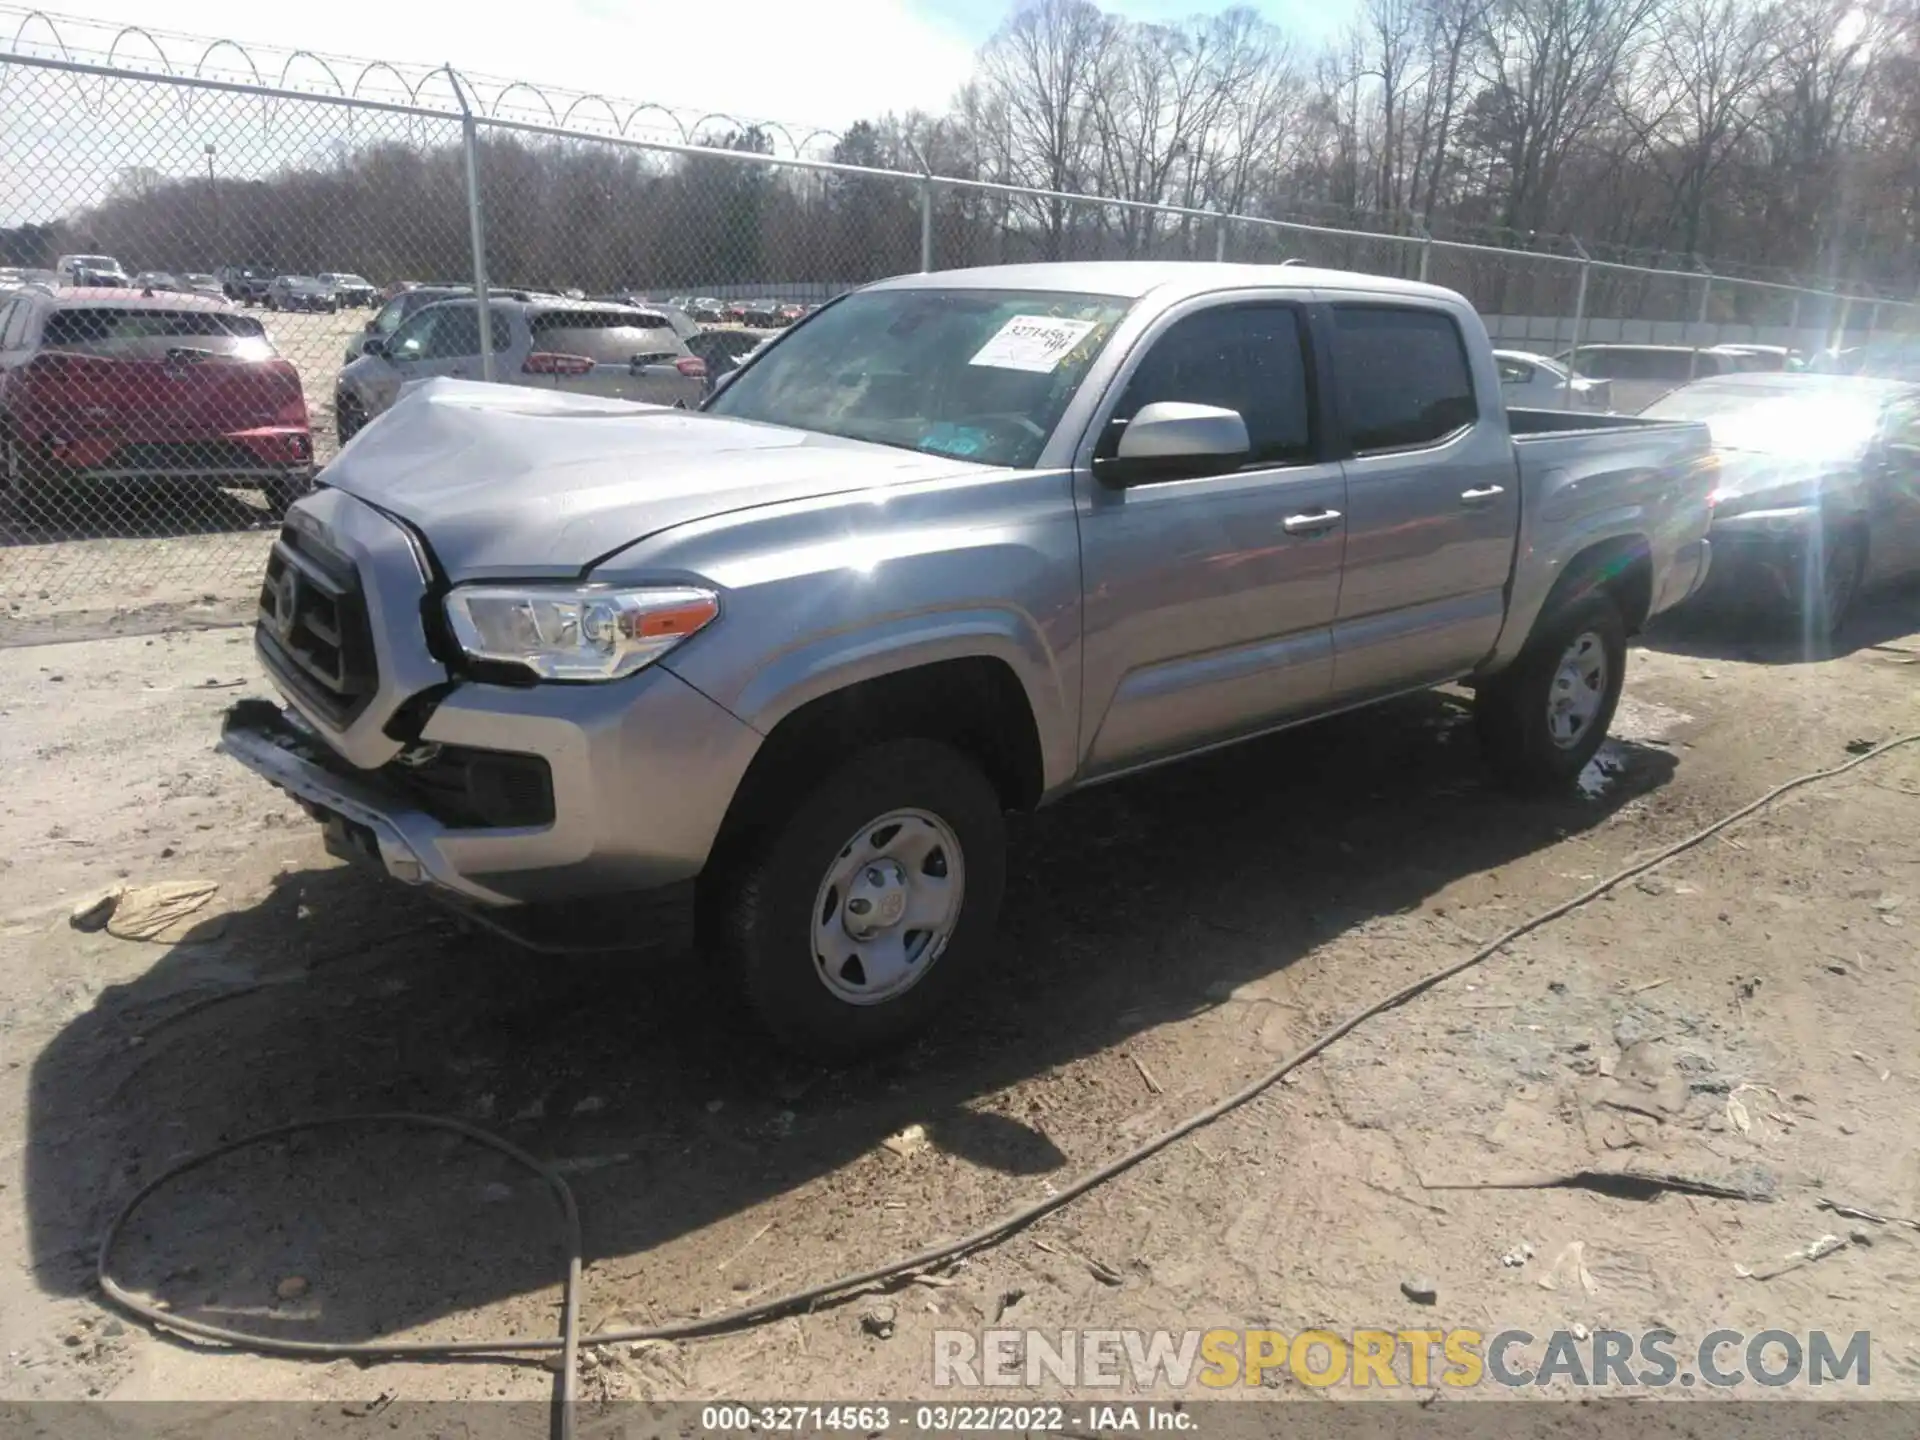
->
xmin=1075 ymin=296 xmax=1347 ymax=775
xmin=1326 ymin=302 xmax=1519 ymax=699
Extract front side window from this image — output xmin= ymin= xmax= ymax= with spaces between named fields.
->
xmin=1104 ymin=303 xmax=1315 ymax=468
xmin=1496 ymin=357 xmax=1534 ymax=384
xmin=1331 ymin=306 xmax=1477 ymax=453
xmin=706 ymin=286 xmax=1133 ymax=468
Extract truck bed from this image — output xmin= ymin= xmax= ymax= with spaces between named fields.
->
xmin=1506 ymin=406 xmax=1692 ymax=438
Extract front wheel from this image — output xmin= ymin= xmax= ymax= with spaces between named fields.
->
xmin=1474 ymin=593 xmax=1627 ymax=792
xmin=699 ymin=739 xmax=1006 ymax=1063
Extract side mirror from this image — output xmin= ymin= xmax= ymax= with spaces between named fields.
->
xmin=361 ymin=336 xmax=386 ymax=357
xmin=1099 ymin=401 xmax=1250 ymax=486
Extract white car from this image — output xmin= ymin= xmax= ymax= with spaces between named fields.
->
xmin=1494 ymin=349 xmax=1612 ymax=412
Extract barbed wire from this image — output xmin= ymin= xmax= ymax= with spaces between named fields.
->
xmin=0 ymin=5 xmax=846 ymax=157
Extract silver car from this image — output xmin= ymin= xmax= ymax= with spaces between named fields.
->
xmin=333 ymin=297 xmax=705 ymax=442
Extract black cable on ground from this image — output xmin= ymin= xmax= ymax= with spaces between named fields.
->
xmin=97 ymin=732 xmax=1920 ymax=1407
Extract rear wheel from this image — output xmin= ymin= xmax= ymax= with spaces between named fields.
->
xmin=2 ymin=432 xmax=64 ymax=528
xmin=1474 ymin=592 xmax=1627 ymax=792
xmin=699 ymin=738 xmax=1006 ymax=1063
xmin=1803 ymin=525 xmax=1866 ymax=639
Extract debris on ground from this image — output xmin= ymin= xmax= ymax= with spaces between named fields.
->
xmin=860 ymin=1302 xmax=896 ymax=1339
xmin=1536 ymin=1241 xmax=1599 ymax=1295
xmin=274 ymin=1276 xmax=310 ymax=1301
xmin=1739 ymin=1233 xmax=1849 ymax=1281
xmin=1819 ymin=1199 xmax=1920 ymax=1232
xmin=102 ymin=880 xmax=219 ymax=941
xmin=1423 ymin=1166 xmax=1776 ymax=1203
xmin=1400 ymin=1276 xmax=1437 ymax=1305
xmin=68 ymin=886 xmax=123 ymax=932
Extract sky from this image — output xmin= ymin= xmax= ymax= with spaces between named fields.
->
xmin=3 ymin=0 xmax=1360 ymax=137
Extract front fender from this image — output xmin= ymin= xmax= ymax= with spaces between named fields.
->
xmin=676 ymin=604 xmax=1077 ymax=795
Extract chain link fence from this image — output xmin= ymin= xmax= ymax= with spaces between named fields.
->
xmin=4 ymin=40 xmax=1920 ymax=626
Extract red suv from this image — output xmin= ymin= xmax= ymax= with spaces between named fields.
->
xmin=0 ymin=286 xmax=313 ymax=521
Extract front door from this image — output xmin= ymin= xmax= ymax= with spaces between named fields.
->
xmin=1076 ymin=299 xmax=1347 ymax=777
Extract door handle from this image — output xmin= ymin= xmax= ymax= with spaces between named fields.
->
xmin=1460 ymin=485 xmax=1506 ymax=504
xmin=1281 ymin=508 xmax=1343 ymax=534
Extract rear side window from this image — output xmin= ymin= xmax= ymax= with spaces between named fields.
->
xmin=1331 ymin=306 xmax=1477 ymax=453
xmin=43 ymin=308 xmax=267 ymax=347
xmin=529 ymin=311 xmax=685 ymax=363
xmin=1496 ymin=357 xmax=1534 ymax=384
xmin=1109 ymin=303 xmax=1315 ymax=467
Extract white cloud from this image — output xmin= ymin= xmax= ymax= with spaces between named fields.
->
xmin=11 ymin=0 xmax=981 ymax=134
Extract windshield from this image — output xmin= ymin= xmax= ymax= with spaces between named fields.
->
xmin=705 ymin=287 xmax=1132 ymax=468
xmin=1639 ymin=384 xmax=1885 ymax=458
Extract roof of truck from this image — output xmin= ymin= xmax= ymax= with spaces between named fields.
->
xmin=870 ymin=261 xmax=1460 ymax=304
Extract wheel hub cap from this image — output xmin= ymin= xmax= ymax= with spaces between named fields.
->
xmin=812 ymin=809 xmax=965 ymax=1006
xmin=1546 ymin=631 xmax=1607 ymax=750
xmin=843 ymin=858 xmax=910 ymax=940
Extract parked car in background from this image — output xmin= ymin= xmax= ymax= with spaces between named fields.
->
xmin=219 ymin=267 xmax=274 ymax=305
xmin=1642 ymin=373 xmax=1920 ymax=635
xmin=1707 ymin=343 xmax=1802 ymax=372
xmin=740 ymin=298 xmax=789 ymax=327
xmin=0 ymin=286 xmax=313 ymax=518
xmin=226 ymin=261 xmax=1714 ymax=1060
xmin=55 ymin=254 xmax=130 ymax=287
xmin=266 ymin=276 xmax=339 ymax=313
xmin=686 ymin=298 xmax=729 ymax=323
xmin=1808 ymin=339 xmax=1920 ymax=381
xmin=589 ymin=296 xmax=701 ymax=340
xmin=345 ymin=286 xmax=569 ymax=364
xmin=181 ymin=272 xmax=224 ymax=299
xmin=1556 ymin=343 xmax=1748 ymax=413
xmin=319 ymin=273 xmax=377 ymax=308
xmin=1494 ymin=349 xmax=1613 ymax=411
xmin=776 ymin=302 xmax=807 ymax=325
xmin=333 ymin=297 xmax=706 ymax=441
xmin=683 ymin=327 xmax=772 ymax=394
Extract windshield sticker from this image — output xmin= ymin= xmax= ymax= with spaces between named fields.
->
xmin=969 ymin=315 xmax=1101 ymax=373
xmin=917 ymin=423 xmax=991 ymax=459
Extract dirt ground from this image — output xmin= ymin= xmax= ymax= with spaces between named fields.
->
xmin=2 ymin=593 xmax=1919 ymax=1415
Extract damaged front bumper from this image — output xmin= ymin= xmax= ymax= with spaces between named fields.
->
xmin=218 ymin=697 xmax=518 ymax=905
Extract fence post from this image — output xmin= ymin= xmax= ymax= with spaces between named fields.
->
xmin=449 ymin=69 xmax=494 ymax=382
xmin=1865 ymin=300 xmax=1880 ymax=349
xmin=1695 ymin=267 xmax=1712 ymax=335
xmin=919 ymin=178 xmax=934 ymax=273
xmin=1564 ymin=236 xmax=1590 ymax=409
xmin=1415 ymin=214 xmax=1431 ymax=284
xmin=1214 ymin=210 xmax=1227 ymax=263
xmin=1789 ymin=291 xmax=1802 ymax=350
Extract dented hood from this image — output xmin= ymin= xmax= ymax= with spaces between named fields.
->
xmin=320 ymin=378 xmax=981 ymax=579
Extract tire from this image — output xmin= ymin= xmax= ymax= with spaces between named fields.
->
xmin=2 ymin=432 xmax=64 ymax=527
xmin=699 ymin=738 xmax=1007 ymax=1063
xmin=1474 ymin=592 xmax=1627 ymax=793
xmin=336 ymin=393 xmax=367 ymax=445
xmin=263 ymin=473 xmax=312 ymax=519
xmin=1803 ymin=525 xmax=1865 ymax=639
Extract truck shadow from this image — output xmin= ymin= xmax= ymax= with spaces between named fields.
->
xmin=24 ymin=689 xmax=1676 ymax=1351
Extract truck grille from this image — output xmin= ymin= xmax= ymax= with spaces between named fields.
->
xmin=256 ymin=524 xmax=378 ymax=725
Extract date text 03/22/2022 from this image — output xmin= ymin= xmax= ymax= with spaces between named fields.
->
xmin=699 ymin=1404 xmax=1194 ymax=1432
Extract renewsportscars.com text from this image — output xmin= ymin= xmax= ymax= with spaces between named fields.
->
xmin=932 ymin=1328 xmax=1872 ymax=1390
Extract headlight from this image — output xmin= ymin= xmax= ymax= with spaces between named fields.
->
xmin=444 ymin=585 xmax=718 ymax=681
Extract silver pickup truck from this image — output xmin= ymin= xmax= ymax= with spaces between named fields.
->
xmin=221 ymin=262 xmax=1714 ymax=1059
